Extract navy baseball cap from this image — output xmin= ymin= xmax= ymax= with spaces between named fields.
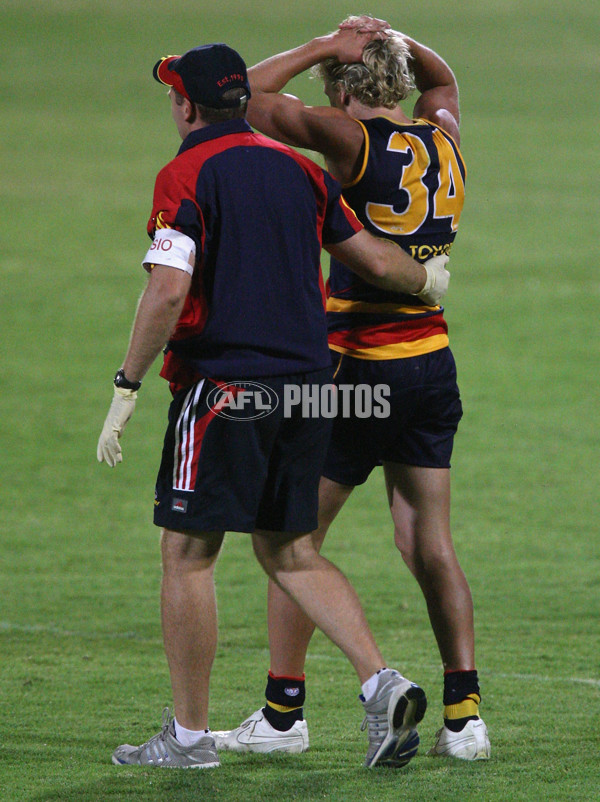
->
xmin=153 ymin=44 xmax=251 ymax=109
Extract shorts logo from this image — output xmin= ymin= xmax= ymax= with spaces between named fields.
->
xmin=207 ymin=382 xmax=279 ymax=421
xmin=171 ymin=498 xmax=188 ymax=513
xmin=284 ymin=687 xmax=300 ymax=697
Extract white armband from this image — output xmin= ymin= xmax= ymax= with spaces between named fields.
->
xmin=142 ymin=229 xmax=196 ymax=275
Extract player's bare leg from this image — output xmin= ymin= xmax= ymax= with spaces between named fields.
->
xmin=383 ymin=463 xmax=473 ymax=670
xmin=213 ymin=478 xmax=355 ymax=753
xmin=253 ymin=528 xmax=383 ymax=683
xmin=384 ymin=462 xmax=489 ymax=759
xmin=267 ymin=476 xmax=355 ymax=676
xmin=250 ymin=526 xmax=427 ymax=767
xmin=160 ymin=528 xmax=225 ymax=731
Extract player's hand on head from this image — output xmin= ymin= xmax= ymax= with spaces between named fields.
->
xmin=338 ymin=15 xmax=391 ymax=34
xmin=330 ymin=26 xmax=388 ymax=64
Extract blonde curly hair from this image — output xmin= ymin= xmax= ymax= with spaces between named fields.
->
xmin=313 ymin=18 xmax=415 ymax=109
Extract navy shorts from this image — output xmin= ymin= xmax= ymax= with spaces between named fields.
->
xmin=154 ymin=368 xmax=333 ymax=534
xmin=323 ymin=347 xmax=463 ymax=486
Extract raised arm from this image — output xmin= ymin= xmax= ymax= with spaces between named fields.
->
xmin=404 ymin=36 xmax=460 ymax=143
xmin=249 ymin=36 xmax=335 ymax=94
xmin=247 ymin=29 xmax=374 ymax=182
xmin=248 ymin=28 xmax=374 ymax=96
xmin=337 ymin=16 xmax=460 ymax=143
xmin=246 ymin=92 xmax=362 ymax=181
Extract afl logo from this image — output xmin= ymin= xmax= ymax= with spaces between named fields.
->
xmin=206 ymin=381 xmax=279 ymax=421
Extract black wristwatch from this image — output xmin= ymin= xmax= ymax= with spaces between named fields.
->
xmin=114 ymin=369 xmax=142 ymax=391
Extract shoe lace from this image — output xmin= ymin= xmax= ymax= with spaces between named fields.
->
xmin=360 ymin=710 xmax=387 ymax=745
xmin=138 ymin=707 xmax=172 ymax=751
xmin=161 ymin=706 xmax=173 ymax=735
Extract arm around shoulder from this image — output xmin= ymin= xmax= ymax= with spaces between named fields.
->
xmin=326 ymin=230 xmax=450 ymax=304
xmin=326 ymin=230 xmax=426 ymax=294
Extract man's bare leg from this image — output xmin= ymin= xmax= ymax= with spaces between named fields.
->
xmin=251 ymin=526 xmax=427 ymax=768
xmin=253 ymin=527 xmax=384 ymax=684
xmin=384 ymin=462 xmax=489 ymax=758
xmin=267 ymin=477 xmax=354 ymax=676
xmin=383 ymin=463 xmax=474 ymax=671
xmin=160 ymin=528 xmax=225 ymax=731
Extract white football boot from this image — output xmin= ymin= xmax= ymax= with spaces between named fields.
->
xmin=427 ymin=718 xmax=490 ymax=760
xmin=213 ymin=708 xmax=309 ymax=753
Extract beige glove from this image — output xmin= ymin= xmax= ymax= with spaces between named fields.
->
xmin=416 ymin=255 xmax=451 ymax=305
xmin=97 ymin=386 xmax=138 ymax=467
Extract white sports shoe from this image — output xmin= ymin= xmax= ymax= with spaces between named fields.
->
xmin=361 ymin=669 xmax=427 ymax=768
xmin=213 ymin=708 xmax=309 ymax=754
xmin=427 ymin=718 xmax=490 ymax=760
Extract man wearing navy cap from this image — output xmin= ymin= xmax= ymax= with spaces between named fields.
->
xmin=98 ymin=43 xmax=449 ymax=769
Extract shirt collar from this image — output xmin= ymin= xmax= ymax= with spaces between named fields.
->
xmin=178 ymin=118 xmax=253 ymax=155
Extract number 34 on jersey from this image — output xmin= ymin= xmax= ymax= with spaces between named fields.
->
xmin=365 ymin=125 xmax=465 ymax=237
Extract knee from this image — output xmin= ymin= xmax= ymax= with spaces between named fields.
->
xmin=161 ymin=529 xmax=184 ymax=568
xmin=393 ymin=525 xmax=417 ymax=570
xmin=161 ymin=529 xmax=223 ymax=573
xmin=252 ymin=532 xmax=287 ymax=579
xmin=415 ymin=545 xmax=460 ymax=583
xmin=252 ymin=532 xmax=316 ymax=580
xmin=394 ymin=525 xmax=458 ymax=577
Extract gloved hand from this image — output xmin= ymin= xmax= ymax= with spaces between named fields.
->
xmin=97 ymin=386 xmax=138 ymax=467
xmin=416 ymin=255 xmax=450 ymax=305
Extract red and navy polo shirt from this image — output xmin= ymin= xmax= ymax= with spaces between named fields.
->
xmin=146 ymin=119 xmax=362 ymax=388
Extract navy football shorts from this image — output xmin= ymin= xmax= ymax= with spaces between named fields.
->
xmin=323 ymin=347 xmax=463 ymax=486
xmin=154 ymin=368 xmax=333 ymax=534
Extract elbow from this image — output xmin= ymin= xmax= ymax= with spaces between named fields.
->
xmin=148 ymin=265 xmax=192 ymax=310
xmin=369 ymin=261 xmax=390 ymax=282
xmin=166 ymin=283 xmax=189 ymax=304
xmin=163 ymin=287 xmax=188 ymax=314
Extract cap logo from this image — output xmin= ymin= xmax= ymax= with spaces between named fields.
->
xmin=217 ymin=73 xmax=245 ymax=87
xmin=153 ymin=44 xmax=251 ymax=109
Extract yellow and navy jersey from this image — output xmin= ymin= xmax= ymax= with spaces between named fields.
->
xmin=327 ymin=116 xmax=466 ymax=360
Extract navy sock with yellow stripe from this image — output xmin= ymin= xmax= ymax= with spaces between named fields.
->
xmin=443 ymin=670 xmax=481 ymax=733
xmin=263 ymin=671 xmax=305 ymax=731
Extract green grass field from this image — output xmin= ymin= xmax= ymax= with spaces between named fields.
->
xmin=2 ymin=1 xmax=599 ymax=799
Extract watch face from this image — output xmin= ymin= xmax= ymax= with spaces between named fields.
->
xmin=114 ymin=370 xmax=139 ymax=390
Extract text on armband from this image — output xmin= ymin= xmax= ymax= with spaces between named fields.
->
xmin=150 ymin=237 xmax=173 ymax=252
